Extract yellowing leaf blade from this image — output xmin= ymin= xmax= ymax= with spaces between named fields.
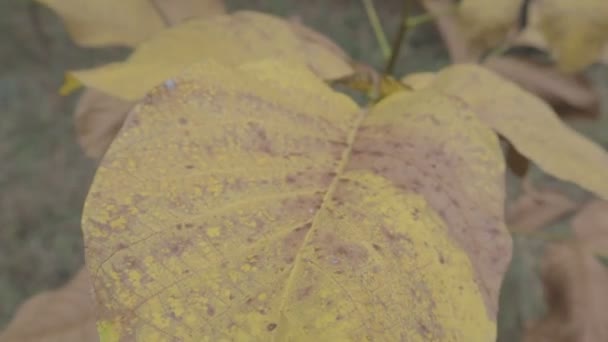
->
xmin=430 ymin=64 xmax=608 ymax=200
xmin=82 ymin=59 xmax=510 ymax=340
xmin=36 ymin=0 xmax=225 ymax=47
xmin=70 ymin=11 xmax=353 ymax=100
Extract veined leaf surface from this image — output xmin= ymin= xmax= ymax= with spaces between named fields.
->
xmin=82 ymin=60 xmax=510 ymax=340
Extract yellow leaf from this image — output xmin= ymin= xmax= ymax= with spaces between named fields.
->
xmin=70 ymin=11 xmax=353 ymax=101
xmin=59 ymin=73 xmax=82 ymax=96
xmin=535 ymin=0 xmax=608 ymax=73
xmin=334 ymin=63 xmax=407 ymax=100
xmin=82 ymin=59 xmax=510 ymax=340
xmin=36 ymin=0 xmax=225 ymax=47
xmin=429 ymin=64 xmax=608 ymax=200
xmin=0 ymin=268 xmax=98 ymax=342
xmin=73 ymin=88 xmax=135 ymax=160
xmin=457 ymin=0 xmax=522 ymax=52
xmin=400 ymin=71 xmax=436 ymax=90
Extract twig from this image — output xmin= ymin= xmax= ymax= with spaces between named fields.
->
xmin=420 ymin=0 xmax=474 ymax=63
xmin=149 ymin=0 xmax=171 ymax=26
xmin=362 ymin=0 xmax=391 ymax=60
xmin=384 ymin=0 xmax=411 ymax=75
xmin=26 ymin=0 xmax=51 ymax=64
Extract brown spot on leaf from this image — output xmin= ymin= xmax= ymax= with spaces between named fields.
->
xmin=297 ymin=286 xmax=313 ymax=300
xmin=267 ymin=323 xmax=277 ymax=331
xmin=178 ymin=117 xmax=188 ymax=125
xmin=207 ymin=305 xmax=215 ymax=316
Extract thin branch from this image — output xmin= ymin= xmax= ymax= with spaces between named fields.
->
xmin=384 ymin=0 xmax=411 ymax=75
xmin=362 ymin=0 xmax=391 ymax=60
xmin=149 ymin=0 xmax=171 ymax=26
xmin=420 ymin=0 xmax=474 ymax=63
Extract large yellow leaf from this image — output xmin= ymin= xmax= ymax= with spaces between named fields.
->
xmin=0 ymin=269 xmax=98 ymax=342
xmin=429 ymin=64 xmax=608 ymax=200
xmin=69 ymin=11 xmax=353 ymax=101
xmin=36 ymin=0 xmax=226 ymax=47
xmin=82 ymin=59 xmax=511 ymax=340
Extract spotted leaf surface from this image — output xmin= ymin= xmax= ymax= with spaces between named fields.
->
xmin=82 ymin=59 xmax=510 ymax=340
xmin=70 ymin=11 xmax=353 ymax=101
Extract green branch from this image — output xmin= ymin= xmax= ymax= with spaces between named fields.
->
xmin=362 ymin=0 xmax=391 ymax=60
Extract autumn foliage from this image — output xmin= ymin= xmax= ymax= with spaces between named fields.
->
xmin=1 ymin=0 xmax=608 ymax=341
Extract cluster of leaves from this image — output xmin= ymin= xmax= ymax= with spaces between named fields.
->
xmin=1 ymin=0 xmax=607 ymax=341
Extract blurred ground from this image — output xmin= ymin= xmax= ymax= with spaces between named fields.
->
xmin=0 ymin=0 xmax=447 ymax=327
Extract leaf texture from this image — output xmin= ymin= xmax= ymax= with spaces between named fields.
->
xmin=82 ymin=59 xmax=510 ymax=340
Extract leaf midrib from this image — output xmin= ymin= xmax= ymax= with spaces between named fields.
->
xmin=274 ymin=109 xmax=368 ymax=338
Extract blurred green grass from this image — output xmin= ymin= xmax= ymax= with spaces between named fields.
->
xmin=0 ymin=0 xmax=447 ymax=327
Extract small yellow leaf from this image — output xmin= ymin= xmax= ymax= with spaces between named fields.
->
xmin=74 ymin=88 xmax=135 ymax=160
xmin=36 ymin=0 xmax=225 ymax=47
xmin=82 ymin=59 xmax=511 ymax=340
xmin=334 ymin=63 xmax=407 ymax=100
xmin=0 ymin=268 xmax=98 ymax=342
xmin=70 ymin=11 xmax=353 ymax=101
xmin=430 ymin=64 xmax=608 ymax=200
xmin=535 ymin=0 xmax=608 ymax=72
xmin=400 ymin=71 xmax=436 ymax=90
xmin=59 ymin=73 xmax=82 ymax=96
xmin=457 ymin=0 xmax=522 ymax=52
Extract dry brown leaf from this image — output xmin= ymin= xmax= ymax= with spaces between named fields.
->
xmin=522 ymin=242 xmax=608 ymax=342
xmin=571 ymin=199 xmax=608 ymax=256
xmin=484 ymin=56 xmax=600 ymax=118
xmin=74 ymin=88 xmax=135 ymax=160
xmin=507 ymin=181 xmax=578 ymax=233
xmin=0 ymin=268 xmax=98 ymax=342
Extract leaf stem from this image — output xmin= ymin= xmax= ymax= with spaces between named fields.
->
xmin=149 ymin=0 xmax=171 ymax=26
xmin=362 ymin=0 xmax=391 ymax=60
xmin=384 ymin=0 xmax=411 ymax=75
